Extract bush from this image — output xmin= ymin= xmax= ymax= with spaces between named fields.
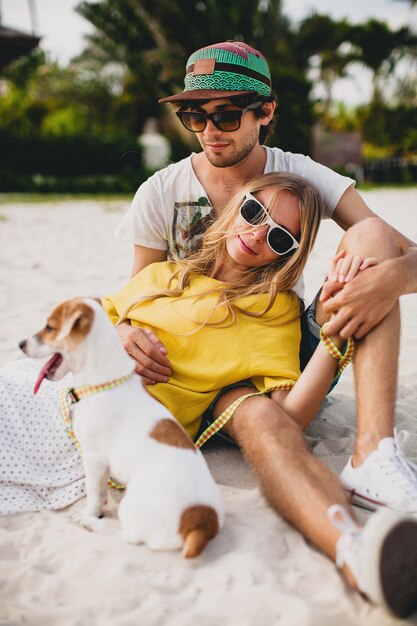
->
xmin=0 ymin=131 xmax=145 ymax=192
xmin=363 ymin=157 xmax=417 ymax=184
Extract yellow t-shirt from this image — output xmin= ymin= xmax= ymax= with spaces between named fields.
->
xmin=103 ymin=262 xmax=301 ymax=439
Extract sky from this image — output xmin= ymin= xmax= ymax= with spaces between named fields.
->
xmin=1 ymin=0 xmax=416 ymax=105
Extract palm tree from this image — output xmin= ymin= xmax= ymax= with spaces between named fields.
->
xmin=293 ymin=14 xmax=354 ymax=113
xmin=76 ymin=0 xmax=290 ymax=103
xmin=348 ymin=19 xmax=417 ymax=101
xmin=76 ymin=0 xmax=314 ymax=152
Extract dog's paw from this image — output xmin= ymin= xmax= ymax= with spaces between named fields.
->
xmin=72 ymin=510 xmax=108 ymax=533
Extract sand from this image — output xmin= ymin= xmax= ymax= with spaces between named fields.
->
xmin=0 ymin=188 xmax=417 ymax=626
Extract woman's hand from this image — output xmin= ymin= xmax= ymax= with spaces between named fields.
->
xmin=328 ymin=249 xmax=378 ymax=284
xmin=320 ymin=261 xmax=401 ymax=339
xmin=320 ymin=250 xmax=378 ymax=302
xmin=319 ymin=250 xmax=395 ymax=339
xmin=116 ymin=323 xmax=171 ymax=385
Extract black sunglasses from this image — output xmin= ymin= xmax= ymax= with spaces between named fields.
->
xmin=176 ymin=102 xmax=263 ymax=133
xmin=239 ymin=193 xmax=300 ymax=256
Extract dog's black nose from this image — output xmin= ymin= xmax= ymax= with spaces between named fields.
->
xmin=18 ymin=339 xmax=27 ymax=351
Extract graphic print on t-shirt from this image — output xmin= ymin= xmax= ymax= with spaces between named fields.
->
xmin=172 ymin=197 xmax=215 ymax=258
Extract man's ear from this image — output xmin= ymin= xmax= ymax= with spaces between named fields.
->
xmin=260 ymin=100 xmax=276 ymax=123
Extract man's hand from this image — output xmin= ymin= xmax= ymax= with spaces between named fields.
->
xmin=320 ymin=260 xmax=401 ymax=339
xmin=116 ymin=323 xmax=171 ymax=385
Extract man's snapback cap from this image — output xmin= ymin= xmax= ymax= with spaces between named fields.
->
xmin=159 ymin=41 xmax=272 ymax=103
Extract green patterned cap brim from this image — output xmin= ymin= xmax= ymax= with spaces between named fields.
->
xmin=159 ymin=41 xmax=272 ymax=103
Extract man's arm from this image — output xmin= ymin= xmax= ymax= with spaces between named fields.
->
xmin=117 ymin=244 xmax=172 ymax=384
xmin=321 ymin=187 xmax=417 ymax=338
xmin=131 ymin=244 xmax=166 ymax=277
xmin=332 ymin=187 xmax=417 ymax=258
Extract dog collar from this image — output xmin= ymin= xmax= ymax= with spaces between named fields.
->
xmin=60 ymin=372 xmax=134 ymax=490
xmin=64 ymin=373 xmax=134 ymax=406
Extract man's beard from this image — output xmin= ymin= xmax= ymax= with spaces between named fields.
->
xmin=203 ymin=133 xmax=259 ymax=168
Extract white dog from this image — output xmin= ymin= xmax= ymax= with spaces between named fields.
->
xmin=20 ymin=297 xmax=224 ymax=557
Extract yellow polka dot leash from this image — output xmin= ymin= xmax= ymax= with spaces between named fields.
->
xmin=60 ymin=373 xmax=134 ymax=490
xmin=195 ymin=381 xmax=295 ymax=448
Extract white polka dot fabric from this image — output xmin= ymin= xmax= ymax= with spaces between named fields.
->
xmin=0 ymin=359 xmax=85 ymax=514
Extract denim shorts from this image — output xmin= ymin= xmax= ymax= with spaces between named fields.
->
xmin=299 ymin=290 xmax=322 ymax=370
xmin=196 ymin=291 xmax=338 ymax=444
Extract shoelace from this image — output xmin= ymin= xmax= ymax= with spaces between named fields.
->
xmin=374 ymin=429 xmax=417 ymax=502
xmin=393 ymin=428 xmax=417 ymax=483
xmin=328 ymin=504 xmax=366 ymax=592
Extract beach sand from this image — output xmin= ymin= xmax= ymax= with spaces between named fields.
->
xmin=0 ymin=189 xmax=416 ymax=626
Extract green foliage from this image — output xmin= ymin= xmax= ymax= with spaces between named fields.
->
xmin=3 ymin=49 xmax=46 ymax=88
xmin=270 ymin=65 xmax=314 ymax=153
xmin=357 ymin=102 xmax=417 ymax=153
xmin=0 ymin=130 xmax=144 ymax=192
xmin=1 ymin=2 xmax=417 ymax=189
xmin=347 ymin=19 xmax=417 ymax=100
xmin=318 ymin=103 xmax=359 ymax=133
xmin=292 ymin=14 xmax=356 ymax=114
xmin=293 ymin=14 xmax=351 ymax=66
xmin=76 ymin=0 xmax=313 ymax=151
xmin=40 ymin=106 xmax=87 ymax=136
xmin=300 ymin=14 xmax=417 ymax=171
xmin=0 ymin=49 xmax=124 ymax=136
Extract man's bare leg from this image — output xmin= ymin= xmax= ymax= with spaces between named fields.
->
xmin=214 ymin=388 xmax=352 ymax=565
xmin=213 ymin=388 xmax=417 ymax=615
xmin=351 ymin=303 xmax=399 ymax=464
xmin=316 ymin=217 xmax=401 ymax=463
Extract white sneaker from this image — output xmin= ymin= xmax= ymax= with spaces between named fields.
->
xmin=341 ymin=429 xmax=417 ymax=513
xmin=329 ymin=504 xmax=417 ymax=617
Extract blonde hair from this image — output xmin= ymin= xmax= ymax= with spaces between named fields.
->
xmin=127 ymin=172 xmax=324 ymax=327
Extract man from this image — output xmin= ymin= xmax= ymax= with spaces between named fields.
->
xmin=116 ymin=41 xmax=417 ymax=614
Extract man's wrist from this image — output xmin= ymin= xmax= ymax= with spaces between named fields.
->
xmin=392 ymin=249 xmax=417 ymax=296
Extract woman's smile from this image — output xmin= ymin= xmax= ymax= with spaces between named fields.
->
xmin=237 ymin=234 xmax=257 ymax=255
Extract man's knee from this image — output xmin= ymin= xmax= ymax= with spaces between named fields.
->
xmin=232 ymin=396 xmax=303 ymax=449
xmin=340 ymin=217 xmax=400 ymax=261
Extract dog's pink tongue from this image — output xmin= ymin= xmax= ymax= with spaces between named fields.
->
xmin=33 ymin=353 xmax=61 ymax=395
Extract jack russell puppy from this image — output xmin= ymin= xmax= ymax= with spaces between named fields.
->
xmin=20 ymin=297 xmax=224 ymax=557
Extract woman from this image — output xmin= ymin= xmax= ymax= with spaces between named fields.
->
xmin=104 ymin=171 xmax=353 ymax=444
xmin=0 ymin=172 xmax=354 ymax=514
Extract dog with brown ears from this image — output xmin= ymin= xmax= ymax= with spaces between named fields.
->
xmin=19 ymin=297 xmax=224 ymax=557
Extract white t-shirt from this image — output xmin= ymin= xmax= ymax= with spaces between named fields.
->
xmin=116 ymin=146 xmax=355 ymax=298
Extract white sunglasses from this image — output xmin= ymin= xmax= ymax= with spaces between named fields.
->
xmin=239 ymin=192 xmax=300 ymax=256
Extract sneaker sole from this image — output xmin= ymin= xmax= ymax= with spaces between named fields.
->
xmin=345 ymin=488 xmax=417 ymax=515
xmin=362 ymin=509 xmax=417 ymax=617
xmin=345 ymin=489 xmax=385 ymax=512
